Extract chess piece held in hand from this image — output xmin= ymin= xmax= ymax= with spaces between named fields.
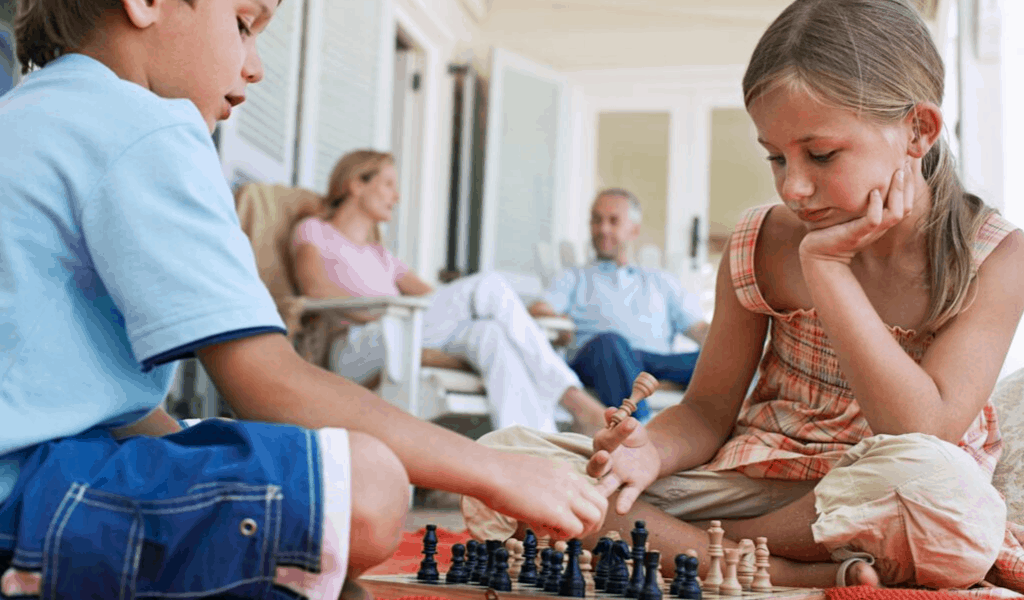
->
xmin=608 ymin=372 xmax=658 ymax=427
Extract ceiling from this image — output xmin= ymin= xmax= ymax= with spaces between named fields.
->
xmin=468 ymin=0 xmax=944 ymax=71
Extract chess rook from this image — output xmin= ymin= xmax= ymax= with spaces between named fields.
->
xmin=608 ymin=372 xmax=658 ymax=427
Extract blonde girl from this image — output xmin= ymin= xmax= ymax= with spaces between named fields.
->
xmin=462 ymin=0 xmax=1024 ymax=589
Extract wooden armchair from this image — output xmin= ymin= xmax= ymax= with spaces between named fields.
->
xmin=234 ymin=183 xmax=574 ymax=427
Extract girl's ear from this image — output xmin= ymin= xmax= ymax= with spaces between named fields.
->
xmin=906 ymin=101 xmax=942 ymax=158
xmin=122 ymin=0 xmax=160 ymax=28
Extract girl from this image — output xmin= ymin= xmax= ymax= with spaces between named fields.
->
xmin=292 ymin=150 xmax=608 ymax=435
xmin=461 ymin=0 xmax=1024 ymax=589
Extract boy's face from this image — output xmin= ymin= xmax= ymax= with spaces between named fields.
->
xmin=148 ymin=0 xmax=278 ymax=132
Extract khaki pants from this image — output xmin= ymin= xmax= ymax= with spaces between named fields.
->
xmin=462 ymin=426 xmax=1006 ymax=588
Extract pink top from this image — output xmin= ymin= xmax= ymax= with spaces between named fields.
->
xmin=292 ymin=217 xmax=408 ymax=297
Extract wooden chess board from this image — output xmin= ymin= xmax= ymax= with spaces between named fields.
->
xmin=359 ymin=573 xmax=826 ymax=600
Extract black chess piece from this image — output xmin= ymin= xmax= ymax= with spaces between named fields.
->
xmin=638 ymin=551 xmax=662 ymax=600
xmin=593 ymin=537 xmax=613 ymax=591
xmin=489 ymin=548 xmax=513 ymax=592
xmin=446 ymin=543 xmax=468 ymax=584
xmin=678 ymin=555 xmax=701 ymax=600
xmin=535 ymin=548 xmax=553 ymax=588
xmin=519 ymin=530 xmax=539 ymax=585
xmin=479 ymin=539 xmax=501 ymax=587
xmin=465 ymin=539 xmax=479 ymax=578
xmin=543 ymin=551 xmax=564 ymax=593
xmin=558 ymin=539 xmax=586 ymax=598
xmin=670 ymin=554 xmax=687 ymax=596
xmin=605 ymin=540 xmax=631 ymax=595
xmin=472 ymin=543 xmax=488 ymax=583
xmin=625 ymin=521 xmax=649 ymax=598
xmin=416 ymin=524 xmax=440 ymax=583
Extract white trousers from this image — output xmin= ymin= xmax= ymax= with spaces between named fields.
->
xmin=331 ymin=273 xmax=580 ymax=432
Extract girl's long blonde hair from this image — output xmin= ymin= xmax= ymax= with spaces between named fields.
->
xmin=743 ymin=0 xmax=993 ymax=332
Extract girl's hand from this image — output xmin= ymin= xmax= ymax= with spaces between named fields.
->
xmin=588 ymin=409 xmax=661 ymax=515
xmin=799 ymin=163 xmax=914 ymax=265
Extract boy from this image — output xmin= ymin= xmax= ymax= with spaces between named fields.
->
xmin=0 ymin=0 xmax=608 ymax=597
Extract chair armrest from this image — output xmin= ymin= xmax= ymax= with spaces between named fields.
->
xmin=534 ymin=315 xmax=576 ymax=346
xmin=300 ymin=296 xmax=431 ymax=321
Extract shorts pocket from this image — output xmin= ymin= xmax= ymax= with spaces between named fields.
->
xmin=42 ymin=482 xmax=283 ymax=600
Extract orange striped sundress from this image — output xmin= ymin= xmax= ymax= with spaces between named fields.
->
xmin=700 ymin=204 xmax=1024 ymax=590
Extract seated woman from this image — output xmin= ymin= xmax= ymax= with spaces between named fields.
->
xmin=291 ymin=149 xmax=607 ymax=435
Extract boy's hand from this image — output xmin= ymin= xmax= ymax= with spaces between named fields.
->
xmin=482 ymin=453 xmax=608 ymax=540
xmin=799 ymin=163 xmax=915 ymax=265
xmin=588 ymin=408 xmax=661 ymax=515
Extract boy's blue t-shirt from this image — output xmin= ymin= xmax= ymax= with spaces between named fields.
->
xmin=0 ymin=55 xmax=286 ymax=497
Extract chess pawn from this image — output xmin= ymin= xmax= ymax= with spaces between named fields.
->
xmin=490 ymin=548 xmax=513 ymax=592
xmin=536 ymin=548 xmax=553 ymax=588
xmin=679 ymin=555 xmax=702 ymax=600
xmin=685 ymin=550 xmax=702 ymax=587
xmin=465 ymin=539 xmax=479 ymax=578
xmin=670 ymin=554 xmax=687 ymax=596
xmin=751 ymin=537 xmax=773 ymax=593
xmin=703 ymin=521 xmax=724 ymax=593
xmin=505 ymin=538 xmax=525 ymax=581
xmin=446 ymin=543 xmax=468 ymax=584
xmin=737 ymin=539 xmax=756 ymax=591
xmin=581 ymin=549 xmax=596 ymax=596
xmin=609 ymin=372 xmax=658 ymax=427
xmin=544 ymin=551 xmax=565 ymax=593
xmin=473 ymin=543 xmax=488 ymax=584
xmin=606 ymin=530 xmax=622 ymax=542
xmin=554 ymin=540 xmax=568 ymax=554
xmin=719 ymin=548 xmax=743 ymax=596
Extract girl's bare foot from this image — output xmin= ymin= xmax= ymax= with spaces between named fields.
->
xmin=560 ymin=387 xmax=606 ymax=436
xmin=842 ymin=560 xmax=881 ymax=587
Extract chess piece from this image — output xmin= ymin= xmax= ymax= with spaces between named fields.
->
xmin=609 ymin=372 xmax=658 ymax=427
xmin=489 ymin=548 xmax=513 ymax=592
xmin=465 ymin=540 xmax=479 ymax=578
xmin=581 ymin=549 xmax=596 ymax=596
xmin=737 ymin=539 xmax=756 ymax=591
xmin=606 ymin=530 xmax=622 ymax=542
xmin=479 ymin=540 xmax=501 ymax=587
xmin=505 ymin=539 xmax=523 ymax=581
xmin=544 ymin=551 xmax=565 ymax=593
xmin=416 ymin=524 xmax=440 ymax=583
xmin=626 ymin=520 xmax=649 ymax=598
xmin=751 ymin=537 xmax=773 ymax=593
xmin=686 ymin=550 xmax=701 ymax=587
xmin=520 ymin=530 xmax=540 ymax=585
xmin=536 ymin=548 xmax=553 ymax=588
xmin=554 ymin=540 xmax=568 ymax=554
xmin=472 ymin=543 xmax=488 ymax=583
xmin=638 ymin=551 xmax=663 ymax=600
xmin=719 ymin=548 xmax=742 ymax=596
xmin=670 ymin=554 xmax=687 ymax=596
xmin=593 ymin=537 xmax=612 ymax=591
xmin=447 ymin=543 xmax=469 ymax=584
xmin=704 ymin=521 xmax=724 ymax=593
xmin=559 ymin=540 xmax=586 ymax=598
xmin=679 ymin=555 xmax=702 ymax=600
xmin=605 ymin=540 xmax=631 ymax=595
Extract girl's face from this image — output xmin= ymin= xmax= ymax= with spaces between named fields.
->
xmin=748 ymin=83 xmax=912 ymax=229
xmin=353 ymin=164 xmax=400 ymax=222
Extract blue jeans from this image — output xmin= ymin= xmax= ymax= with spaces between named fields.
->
xmin=570 ymin=332 xmax=699 ymax=422
xmin=0 ymin=420 xmax=324 ymax=599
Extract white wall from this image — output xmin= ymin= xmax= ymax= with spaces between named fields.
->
xmin=1000 ymin=0 xmax=1024 ymax=378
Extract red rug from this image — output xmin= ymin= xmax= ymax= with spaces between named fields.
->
xmin=368 ymin=530 xmax=1015 ymax=600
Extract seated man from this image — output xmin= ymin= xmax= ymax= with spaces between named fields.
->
xmin=529 ymin=188 xmax=709 ymax=421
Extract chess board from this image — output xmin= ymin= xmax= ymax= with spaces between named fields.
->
xmin=359 ymin=573 xmax=826 ymax=600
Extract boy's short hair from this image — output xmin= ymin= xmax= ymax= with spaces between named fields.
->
xmin=13 ymin=0 xmax=193 ymax=73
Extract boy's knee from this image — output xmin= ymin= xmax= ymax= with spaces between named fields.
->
xmin=347 ymin=432 xmax=410 ymax=569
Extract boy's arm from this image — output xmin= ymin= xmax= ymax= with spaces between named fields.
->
xmin=196 ymin=334 xmax=608 ymax=539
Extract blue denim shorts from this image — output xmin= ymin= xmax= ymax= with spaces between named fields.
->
xmin=0 ymin=419 xmax=324 ymax=599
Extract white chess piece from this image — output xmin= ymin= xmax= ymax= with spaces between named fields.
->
xmin=505 ymin=539 xmax=524 ymax=581
xmin=581 ymin=549 xmax=596 ymax=596
xmin=737 ymin=538 xmax=756 ymax=591
xmin=719 ymin=548 xmax=743 ymax=596
xmin=752 ymin=537 xmax=773 ymax=592
xmin=704 ymin=521 xmax=725 ymax=593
